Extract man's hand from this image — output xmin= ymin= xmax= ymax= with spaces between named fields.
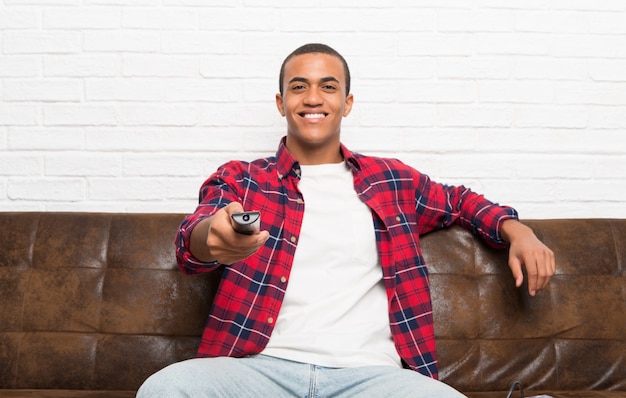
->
xmin=501 ymin=219 xmax=556 ymax=296
xmin=190 ymin=202 xmax=269 ymax=265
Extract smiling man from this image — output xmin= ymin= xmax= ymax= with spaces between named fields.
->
xmin=277 ymin=49 xmax=353 ymax=165
xmin=137 ymin=43 xmax=555 ymax=397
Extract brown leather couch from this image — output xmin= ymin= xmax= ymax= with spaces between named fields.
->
xmin=0 ymin=212 xmax=624 ymax=398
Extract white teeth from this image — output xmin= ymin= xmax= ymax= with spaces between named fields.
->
xmin=303 ymin=113 xmax=325 ymax=119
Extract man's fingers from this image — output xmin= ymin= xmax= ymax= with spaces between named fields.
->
xmin=522 ymin=248 xmax=556 ymax=296
xmin=219 ymin=231 xmax=269 ymax=264
xmin=508 ymin=257 xmax=524 ymax=288
xmin=257 ymin=230 xmax=270 ymax=245
xmin=539 ymin=249 xmax=556 ymax=290
xmin=525 ymin=258 xmax=539 ymax=296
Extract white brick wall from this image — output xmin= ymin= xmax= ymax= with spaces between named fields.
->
xmin=1 ymin=2 xmax=625 ymax=218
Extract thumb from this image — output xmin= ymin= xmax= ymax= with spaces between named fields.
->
xmin=509 ymin=256 xmax=524 ymax=288
xmin=257 ymin=230 xmax=270 ymax=245
xmin=223 ymin=202 xmax=244 ymax=216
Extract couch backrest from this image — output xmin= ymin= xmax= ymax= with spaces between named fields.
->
xmin=423 ymin=219 xmax=626 ymax=392
xmin=0 ymin=213 xmax=207 ymax=391
xmin=0 ymin=213 xmax=624 ymax=392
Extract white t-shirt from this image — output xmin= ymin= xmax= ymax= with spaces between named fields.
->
xmin=261 ymin=162 xmax=401 ymax=368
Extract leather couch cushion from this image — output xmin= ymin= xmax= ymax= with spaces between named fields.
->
xmin=1 ymin=213 xmax=624 ymax=396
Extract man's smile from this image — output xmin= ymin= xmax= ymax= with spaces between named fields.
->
xmin=300 ymin=113 xmax=327 ymax=119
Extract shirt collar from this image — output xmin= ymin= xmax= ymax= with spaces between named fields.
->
xmin=340 ymin=143 xmax=362 ymax=173
xmin=274 ymin=137 xmax=363 ymax=181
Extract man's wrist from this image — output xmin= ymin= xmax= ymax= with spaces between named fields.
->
xmin=189 ymin=217 xmax=218 ymax=263
xmin=501 ymin=219 xmax=531 ymax=243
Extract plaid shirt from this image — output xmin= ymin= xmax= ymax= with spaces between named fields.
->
xmin=175 ymin=137 xmax=518 ymax=379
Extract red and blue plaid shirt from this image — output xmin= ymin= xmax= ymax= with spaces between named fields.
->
xmin=175 ymin=137 xmax=518 ymax=379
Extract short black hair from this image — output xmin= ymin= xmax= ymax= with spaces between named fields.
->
xmin=278 ymin=43 xmax=351 ymax=96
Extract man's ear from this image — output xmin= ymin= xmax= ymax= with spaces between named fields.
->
xmin=343 ymin=93 xmax=354 ymax=117
xmin=276 ymin=93 xmax=285 ymax=116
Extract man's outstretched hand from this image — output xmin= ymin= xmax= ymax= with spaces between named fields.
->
xmin=190 ymin=202 xmax=269 ymax=265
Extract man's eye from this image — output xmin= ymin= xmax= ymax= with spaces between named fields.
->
xmin=291 ymin=84 xmax=305 ymax=90
xmin=322 ymin=85 xmax=337 ymax=91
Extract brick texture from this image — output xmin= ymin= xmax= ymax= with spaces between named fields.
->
xmin=1 ymin=3 xmax=625 ymax=217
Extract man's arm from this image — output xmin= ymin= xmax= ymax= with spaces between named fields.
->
xmin=501 ymin=219 xmax=556 ymax=296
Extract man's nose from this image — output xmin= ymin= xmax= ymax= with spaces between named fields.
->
xmin=303 ymin=87 xmax=323 ymax=106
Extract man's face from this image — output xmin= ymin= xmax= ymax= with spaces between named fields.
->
xmin=276 ymin=52 xmax=353 ymax=162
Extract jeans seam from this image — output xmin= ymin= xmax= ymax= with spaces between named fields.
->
xmin=308 ymin=365 xmax=318 ymax=398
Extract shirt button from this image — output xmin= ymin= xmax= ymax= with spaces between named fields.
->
xmin=290 ymin=236 xmax=297 ymax=243
xmin=280 ymin=276 xmax=287 ymax=283
xmin=296 ymin=198 xmax=303 ymax=204
xmin=396 ymin=216 xmax=401 ymax=222
xmin=267 ymin=317 xmax=274 ymax=324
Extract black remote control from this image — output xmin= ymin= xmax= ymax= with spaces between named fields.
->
xmin=231 ymin=211 xmax=261 ymax=235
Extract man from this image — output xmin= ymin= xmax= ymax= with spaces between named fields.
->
xmin=137 ymin=43 xmax=555 ymax=397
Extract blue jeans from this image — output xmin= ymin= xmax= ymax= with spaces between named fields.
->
xmin=136 ymin=355 xmax=466 ymax=397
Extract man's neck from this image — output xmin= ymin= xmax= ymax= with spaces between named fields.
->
xmin=285 ymin=139 xmax=343 ymax=165
xmin=298 ymin=152 xmax=343 ymax=165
